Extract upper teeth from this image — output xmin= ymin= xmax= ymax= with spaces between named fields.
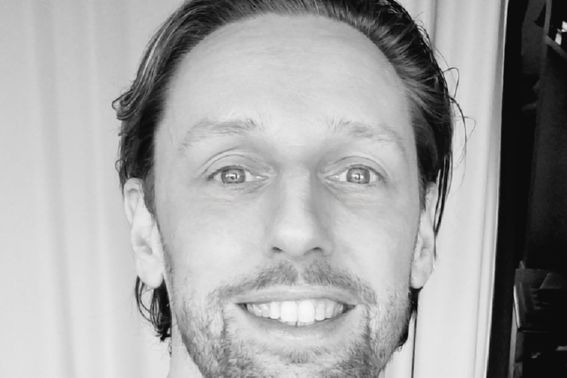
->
xmin=245 ymin=299 xmax=346 ymax=326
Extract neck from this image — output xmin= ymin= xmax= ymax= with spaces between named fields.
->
xmin=167 ymin=328 xmax=203 ymax=378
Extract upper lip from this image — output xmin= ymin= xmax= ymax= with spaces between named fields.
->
xmin=231 ymin=285 xmax=360 ymax=306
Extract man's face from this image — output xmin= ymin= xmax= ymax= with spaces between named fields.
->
xmin=132 ymin=13 xmax=435 ymax=377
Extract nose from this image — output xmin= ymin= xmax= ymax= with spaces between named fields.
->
xmin=266 ymin=171 xmax=332 ymax=259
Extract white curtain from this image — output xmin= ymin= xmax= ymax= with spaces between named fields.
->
xmin=0 ymin=0 xmax=506 ymax=377
xmin=388 ymin=1 xmax=507 ymax=377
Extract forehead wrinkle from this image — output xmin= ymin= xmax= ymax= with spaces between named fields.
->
xmin=176 ymin=117 xmax=409 ymax=160
xmin=178 ymin=118 xmax=264 ymax=154
xmin=328 ymin=118 xmax=408 ymax=158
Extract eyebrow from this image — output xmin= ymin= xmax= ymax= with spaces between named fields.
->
xmin=328 ymin=118 xmax=406 ymax=155
xmin=178 ymin=117 xmax=406 ymax=155
xmin=178 ymin=118 xmax=263 ymax=153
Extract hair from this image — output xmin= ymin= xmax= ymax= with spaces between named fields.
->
xmin=114 ymin=0 xmax=455 ymax=341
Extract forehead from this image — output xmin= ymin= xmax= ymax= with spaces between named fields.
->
xmin=158 ymin=13 xmax=413 ymax=158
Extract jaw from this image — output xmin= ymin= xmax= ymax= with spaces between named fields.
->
xmin=169 ymin=293 xmax=412 ymax=378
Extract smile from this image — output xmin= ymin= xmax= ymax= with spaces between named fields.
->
xmin=242 ymin=299 xmax=351 ymax=326
xmin=231 ymin=286 xmax=362 ymax=349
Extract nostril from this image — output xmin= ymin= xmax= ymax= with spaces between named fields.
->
xmin=269 ymin=245 xmax=327 ymax=258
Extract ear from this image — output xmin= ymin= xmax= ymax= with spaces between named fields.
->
xmin=410 ymin=184 xmax=438 ymax=290
xmin=123 ymin=178 xmax=165 ymax=289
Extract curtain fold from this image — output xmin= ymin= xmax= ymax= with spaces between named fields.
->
xmin=0 ymin=1 xmax=505 ymax=377
xmin=408 ymin=1 xmax=507 ymax=377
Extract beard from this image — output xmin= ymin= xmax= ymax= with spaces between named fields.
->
xmin=170 ymin=260 xmax=413 ymax=378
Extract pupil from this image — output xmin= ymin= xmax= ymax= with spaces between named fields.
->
xmin=347 ymin=168 xmax=369 ymax=184
xmin=221 ymin=168 xmax=244 ymax=184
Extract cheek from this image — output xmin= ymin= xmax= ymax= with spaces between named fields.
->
xmin=156 ymin=164 xmax=420 ymax=298
xmin=158 ymin=189 xmax=266 ymax=296
xmin=329 ymin=203 xmax=418 ymax=290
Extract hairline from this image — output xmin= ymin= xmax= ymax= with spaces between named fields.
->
xmin=145 ymin=11 xmax=433 ymax=212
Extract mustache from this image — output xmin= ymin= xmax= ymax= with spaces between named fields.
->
xmin=214 ymin=260 xmax=377 ymax=305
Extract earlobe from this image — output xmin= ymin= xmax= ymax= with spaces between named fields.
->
xmin=410 ymin=184 xmax=438 ymax=290
xmin=123 ymin=178 xmax=165 ymax=289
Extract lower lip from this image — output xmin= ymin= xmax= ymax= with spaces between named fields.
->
xmin=232 ymin=303 xmax=360 ymax=347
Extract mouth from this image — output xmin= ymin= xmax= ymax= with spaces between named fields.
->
xmin=230 ymin=287 xmax=362 ymax=350
xmin=239 ymin=298 xmax=354 ymax=327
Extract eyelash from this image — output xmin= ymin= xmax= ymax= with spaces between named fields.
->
xmin=207 ymin=165 xmax=263 ymax=185
xmin=206 ymin=164 xmax=382 ymax=187
xmin=329 ymin=165 xmax=382 ymax=185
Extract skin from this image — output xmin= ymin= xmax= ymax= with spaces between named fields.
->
xmin=124 ymin=13 xmax=436 ymax=378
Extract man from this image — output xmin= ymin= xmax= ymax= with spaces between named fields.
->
xmin=114 ymin=0 xmax=454 ymax=376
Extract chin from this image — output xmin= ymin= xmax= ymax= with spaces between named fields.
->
xmin=175 ymin=290 xmax=412 ymax=378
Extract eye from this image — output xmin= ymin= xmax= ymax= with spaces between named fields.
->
xmin=330 ymin=165 xmax=380 ymax=185
xmin=208 ymin=166 xmax=262 ymax=184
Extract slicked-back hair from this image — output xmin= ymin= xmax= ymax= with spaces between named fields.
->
xmin=114 ymin=0 xmax=454 ymax=341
